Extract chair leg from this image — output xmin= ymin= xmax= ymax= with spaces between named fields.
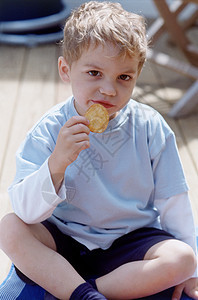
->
xmin=168 ymin=80 xmax=198 ymax=118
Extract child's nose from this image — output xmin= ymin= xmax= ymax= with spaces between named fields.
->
xmin=99 ymin=80 xmax=116 ymax=96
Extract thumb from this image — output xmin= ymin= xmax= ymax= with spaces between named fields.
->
xmin=185 ymin=289 xmax=198 ymax=300
xmin=172 ymin=284 xmax=184 ymax=300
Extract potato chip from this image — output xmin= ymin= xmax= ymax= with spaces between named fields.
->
xmin=85 ymin=103 xmax=109 ymax=133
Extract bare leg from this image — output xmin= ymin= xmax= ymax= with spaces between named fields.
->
xmin=0 ymin=213 xmax=85 ymax=300
xmin=96 ymin=240 xmax=197 ymax=299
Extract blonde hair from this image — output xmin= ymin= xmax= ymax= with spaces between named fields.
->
xmin=62 ymin=1 xmax=147 ymax=71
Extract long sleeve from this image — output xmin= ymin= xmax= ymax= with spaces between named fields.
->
xmin=155 ymin=192 xmax=197 ymax=276
xmin=8 ymin=159 xmax=66 ymax=224
xmin=7 ymin=101 xmax=70 ymax=223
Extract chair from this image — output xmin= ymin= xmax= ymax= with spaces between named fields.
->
xmin=147 ymin=0 xmax=198 ymax=117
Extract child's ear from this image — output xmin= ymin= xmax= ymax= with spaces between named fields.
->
xmin=58 ymin=56 xmax=71 ymax=83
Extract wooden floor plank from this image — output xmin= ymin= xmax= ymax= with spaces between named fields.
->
xmin=0 ymin=45 xmax=58 ymax=195
xmin=0 ymin=45 xmax=58 ymax=284
xmin=0 ymin=46 xmax=26 ymax=172
xmin=0 ymin=46 xmax=27 ymax=283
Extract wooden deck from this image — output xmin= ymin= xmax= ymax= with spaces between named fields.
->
xmin=1 ymin=35 xmax=198 ymax=284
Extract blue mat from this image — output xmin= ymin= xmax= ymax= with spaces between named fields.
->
xmin=0 ymin=264 xmax=55 ymax=299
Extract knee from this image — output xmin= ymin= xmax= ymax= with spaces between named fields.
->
xmin=0 ymin=213 xmax=24 ymax=253
xmin=168 ymin=242 xmax=197 ymax=283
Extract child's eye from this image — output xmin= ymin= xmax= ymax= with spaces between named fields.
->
xmin=119 ymin=74 xmax=131 ymax=81
xmin=88 ymin=70 xmax=100 ymax=77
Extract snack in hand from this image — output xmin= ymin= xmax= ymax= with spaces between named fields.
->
xmin=85 ymin=103 xmax=109 ymax=133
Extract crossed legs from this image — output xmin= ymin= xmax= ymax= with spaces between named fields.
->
xmin=0 ymin=213 xmax=196 ymax=300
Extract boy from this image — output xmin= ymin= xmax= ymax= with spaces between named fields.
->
xmin=0 ymin=1 xmax=198 ymax=299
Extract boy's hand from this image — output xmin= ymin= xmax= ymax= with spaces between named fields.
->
xmin=48 ymin=116 xmax=90 ymax=192
xmin=51 ymin=116 xmax=90 ymax=170
xmin=172 ymin=278 xmax=198 ymax=300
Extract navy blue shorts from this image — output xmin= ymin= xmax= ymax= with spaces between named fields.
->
xmin=42 ymin=221 xmax=175 ymax=280
xmin=15 ymin=221 xmax=175 ymax=283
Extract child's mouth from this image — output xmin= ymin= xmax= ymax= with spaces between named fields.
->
xmin=92 ymin=100 xmax=114 ymax=109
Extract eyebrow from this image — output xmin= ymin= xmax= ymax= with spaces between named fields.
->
xmin=84 ymin=63 xmax=103 ymax=70
xmin=122 ymin=69 xmax=137 ymax=74
xmin=84 ymin=63 xmax=136 ymax=74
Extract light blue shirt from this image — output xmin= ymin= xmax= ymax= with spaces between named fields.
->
xmin=9 ymin=97 xmax=190 ymax=250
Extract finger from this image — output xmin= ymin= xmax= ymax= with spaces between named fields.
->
xmin=186 ymin=289 xmax=198 ymax=300
xmin=172 ymin=284 xmax=184 ymax=300
xmin=64 ymin=116 xmax=90 ymax=128
xmin=72 ymin=132 xmax=90 ymax=143
xmin=72 ymin=141 xmax=90 ymax=157
xmin=70 ymin=123 xmax=90 ymax=135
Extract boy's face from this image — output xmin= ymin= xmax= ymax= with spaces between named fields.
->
xmin=59 ymin=43 xmax=140 ymax=119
